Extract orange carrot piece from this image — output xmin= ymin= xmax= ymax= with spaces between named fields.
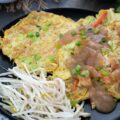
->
xmin=92 ymin=10 xmax=107 ymax=27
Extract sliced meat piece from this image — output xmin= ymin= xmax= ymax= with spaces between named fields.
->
xmin=89 ymin=85 xmax=116 ymax=113
xmin=85 ymin=66 xmax=101 ymax=78
xmin=110 ymin=59 xmax=120 ymax=70
xmin=78 ymin=76 xmax=92 ymax=87
xmin=58 ymin=32 xmax=80 ymax=46
xmin=99 ymin=26 xmax=108 ymax=36
xmin=111 ymin=68 xmax=120 ymax=82
xmin=67 ymin=40 xmax=106 ymax=69
xmin=116 ymin=27 xmax=120 ymax=38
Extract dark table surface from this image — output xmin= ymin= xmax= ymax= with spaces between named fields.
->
xmin=0 ymin=0 xmax=117 ymax=30
xmin=0 ymin=0 xmax=118 ymax=119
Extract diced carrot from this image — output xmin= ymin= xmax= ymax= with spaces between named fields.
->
xmin=102 ymin=76 xmax=111 ymax=84
xmin=92 ymin=10 xmax=107 ymax=27
xmin=110 ymin=59 xmax=119 ymax=70
xmin=78 ymin=76 xmax=92 ymax=87
xmin=73 ymin=79 xmax=79 ymax=91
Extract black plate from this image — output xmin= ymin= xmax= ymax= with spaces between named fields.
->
xmin=0 ymin=8 xmax=120 ymax=120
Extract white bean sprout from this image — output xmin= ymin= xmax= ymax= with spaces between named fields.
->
xmin=0 ymin=66 xmax=90 ymax=120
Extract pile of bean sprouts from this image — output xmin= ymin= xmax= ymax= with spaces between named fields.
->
xmin=0 ymin=66 xmax=90 ymax=120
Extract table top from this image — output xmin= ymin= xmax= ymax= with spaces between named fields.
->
xmin=0 ymin=0 xmax=117 ymax=30
xmin=0 ymin=0 xmax=118 ymax=119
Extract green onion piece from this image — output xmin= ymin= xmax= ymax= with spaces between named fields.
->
xmin=35 ymin=32 xmax=40 ymax=37
xmin=75 ymin=41 xmax=81 ymax=46
xmin=24 ymin=57 xmax=33 ymax=64
xmin=27 ymin=32 xmax=40 ymax=42
xmin=46 ymin=22 xmax=52 ymax=27
xmin=72 ymin=69 xmax=77 ymax=75
xmin=101 ymin=70 xmax=111 ymax=76
xmin=42 ymin=26 xmax=49 ymax=32
xmin=71 ymin=51 xmax=74 ymax=55
xmin=49 ymin=55 xmax=55 ymax=62
xmin=96 ymin=66 xmax=104 ymax=71
xmin=80 ymin=30 xmax=86 ymax=39
xmin=118 ymin=59 xmax=120 ymax=63
xmin=34 ymin=54 xmax=41 ymax=61
xmin=36 ymin=25 xmax=42 ymax=30
xmin=59 ymin=33 xmax=64 ymax=39
xmin=72 ymin=64 xmax=81 ymax=75
xmin=93 ymin=78 xmax=100 ymax=81
xmin=99 ymin=38 xmax=107 ymax=44
xmin=56 ymin=43 xmax=61 ymax=49
xmin=27 ymin=32 xmax=34 ymax=38
xmin=93 ymin=28 xmax=99 ymax=34
xmin=30 ymin=64 xmax=38 ymax=70
xmin=80 ymin=70 xmax=90 ymax=77
xmin=42 ymin=21 xmax=52 ymax=32
xmin=71 ymin=100 xmax=78 ymax=107
xmin=71 ymin=30 xmax=77 ymax=36
xmin=108 ymin=42 xmax=117 ymax=51
xmin=101 ymin=48 xmax=111 ymax=55
xmin=75 ymin=64 xmax=81 ymax=73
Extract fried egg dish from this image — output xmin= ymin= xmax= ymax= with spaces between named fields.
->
xmin=1 ymin=9 xmax=120 ymax=113
xmin=1 ymin=11 xmax=78 ymax=71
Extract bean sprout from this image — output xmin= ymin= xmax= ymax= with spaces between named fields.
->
xmin=0 ymin=66 xmax=90 ymax=120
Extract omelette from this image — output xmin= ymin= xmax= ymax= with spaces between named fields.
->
xmin=1 ymin=11 xmax=78 ymax=72
xmin=1 ymin=9 xmax=120 ymax=113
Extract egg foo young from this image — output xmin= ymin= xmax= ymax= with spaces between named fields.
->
xmin=1 ymin=11 xmax=78 ymax=71
xmin=1 ymin=9 xmax=120 ymax=113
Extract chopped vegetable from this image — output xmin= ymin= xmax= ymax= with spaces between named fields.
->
xmin=42 ymin=21 xmax=52 ymax=32
xmin=59 ymin=33 xmax=64 ymax=39
xmin=56 ymin=43 xmax=61 ymax=49
xmin=80 ymin=70 xmax=90 ymax=78
xmin=35 ymin=32 xmax=40 ymax=37
xmin=71 ymin=30 xmax=77 ymax=36
xmin=27 ymin=32 xmax=40 ymax=38
xmin=75 ymin=41 xmax=81 ymax=46
xmin=72 ymin=64 xmax=81 ymax=75
xmin=23 ymin=57 xmax=33 ymax=64
xmin=99 ymin=38 xmax=107 ymax=44
xmin=102 ymin=76 xmax=111 ymax=84
xmin=75 ymin=64 xmax=81 ymax=73
xmin=27 ymin=32 xmax=34 ymax=38
xmin=96 ymin=66 xmax=104 ymax=71
xmin=48 ymin=55 xmax=55 ymax=62
xmin=101 ymin=48 xmax=111 ymax=55
xmin=118 ymin=59 xmax=120 ymax=63
xmin=73 ymin=79 xmax=79 ymax=91
xmin=108 ymin=41 xmax=117 ymax=51
xmin=101 ymin=69 xmax=111 ymax=76
xmin=36 ymin=25 xmax=42 ymax=30
xmin=27 ymin=32 xmax=40 ymax=41
xmin=71 ymin=100 xmax=79 ymax=107
xmin=92 ymin=28 xmax=99 ymax=34
xmin=83 ymin=16 xmax=95 ymax=25
xmin=92 ymin=10 xmax=107 ymax=27
xmin=30 ymin=63 xmax=38 ymax=70
xmin=34 ymin=54 xmax=41 ymax=61
xmin=80 ymin=30 xmax=86 ymax=39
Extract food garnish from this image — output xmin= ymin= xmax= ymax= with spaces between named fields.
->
xmin=92 ymin=10 xmax=107 ymax=27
